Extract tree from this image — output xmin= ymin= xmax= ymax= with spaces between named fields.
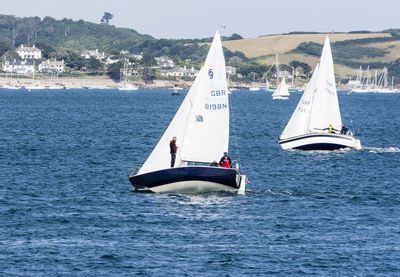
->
xmin=0 ymin=41 xmax=10 ymax=57
xmin=141 ymin=54 xmax=156 ymax=67
xmin=86 ymin=57 xmax=103 ymax=75
xmin=2 ymin=50 xmax=19 ymax=60
xmin=107 ymin=61 xmax=123 ymax=81
xmin=101 ymin=12 xmax=113 ymax=25
xmin=289 ymin=60 xmax=312 ymax=74
xmin=229 ymin=33 xmax=243 ymax=41
xmin=34 ymin=40 xmax=56 ymax=59
xmin=228 ymin=56 xmax=244 ymax=68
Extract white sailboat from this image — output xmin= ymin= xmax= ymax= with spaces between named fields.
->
xmin=129 ymin=31 xmax=247 ymax=193
xmin=271 ymin=77 xmax=290 ymax=100
xmin=278 ymin=36 xmax=362 ymax=150
xmin=119 ymin=62 xmax=139 ymax=91
xmin=249 ymin=73 xmax=260 ymax=91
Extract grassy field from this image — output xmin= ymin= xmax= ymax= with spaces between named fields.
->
xmin=222 ymin=33 xmax=396 ymax=79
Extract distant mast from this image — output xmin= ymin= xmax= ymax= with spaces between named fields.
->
xmin=275 ymin=53 xmax=280 ymax=88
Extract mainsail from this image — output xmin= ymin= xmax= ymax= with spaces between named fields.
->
xmin=280 ymin=36 xmax=342 ymax=139
xmin=138 ymin=31 xmax=229 ymax=174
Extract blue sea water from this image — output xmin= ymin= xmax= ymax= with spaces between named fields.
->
xmin=0 ymin=88 xmax=399 ymax=276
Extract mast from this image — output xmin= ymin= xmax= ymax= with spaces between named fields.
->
xmin=275 ymin=53 xmax=279 ymax=89
xmin=292 ymin=66 xmax=294 ymax=88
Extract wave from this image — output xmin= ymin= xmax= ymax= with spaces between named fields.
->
xmin=363 ymin=147 xmax=400 ymax=153
xmin=266 ymin=189 xmax=294 ymax=196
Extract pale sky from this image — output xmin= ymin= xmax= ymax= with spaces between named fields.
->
xmin=2 ymin=0 xmax=400 ymax=39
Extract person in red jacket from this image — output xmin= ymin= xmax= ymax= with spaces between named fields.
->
xmin=169 ymin=137 xmax=178 ymax=167
xmin=219 ymin=152 xmax=232 ymax=168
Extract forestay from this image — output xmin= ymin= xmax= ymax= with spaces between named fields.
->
xmin=138 ymin=31 xmax=229 ymax=174
xmin=280 ymin=36 xmax=342 ymax=139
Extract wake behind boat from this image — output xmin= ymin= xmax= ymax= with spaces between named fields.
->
xmin=278 ymin=36 xmax=361 ymax=151
xmin=129 ymin=31 xmax=246 ymax=193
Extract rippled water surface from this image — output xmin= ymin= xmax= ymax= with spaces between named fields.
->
xmin=1 ymin=89 xmax=399 ymax=276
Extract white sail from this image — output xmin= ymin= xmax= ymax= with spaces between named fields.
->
xmin=272 ymin=77 xmax=290 ymax=97
xmin=179 ymin=31 xmax=229 ymax=163
xmin=138 ymin=31 xmax=229 ymax=174
xmin=308 ymin=36 xmax=342 ymax=132
xmin=138 ymin=67 xmax=203 ymax=175
xmin=280 ymin=64 xmax=320 ymax=139
xmin=280 ymin=36 xmax=341 ymax=139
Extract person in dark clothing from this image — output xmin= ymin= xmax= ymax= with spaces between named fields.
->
xmin=210 ymin=160 xmax=218 ymax=167
xmin=169 ymin=137 xmax=178 ymax=167
xmin=340 ymin=124 xmax=348 ymax=135
xmin=219 ymin=152 xmax=232 ymax=168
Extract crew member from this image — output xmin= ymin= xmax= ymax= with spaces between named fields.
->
xmin=169 ymin=136 xmax=178 ymax=167
xmin=210 ymin=160 xmax=218 ymax=167
xmin=340 ymin=124 xmax=348 ymax=135
xmin=323 ymin=124 xmax=337 ymax=133
xmin=219 ymin=152 xmax=232 ymax=168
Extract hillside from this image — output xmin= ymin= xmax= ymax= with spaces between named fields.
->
xmin=0 ymin=14 xmax=153 ymax=52
xmin=223 ymin=32 xmax=400 ymax=80
xmin=0 ymin=15 xmax=244 ymax=63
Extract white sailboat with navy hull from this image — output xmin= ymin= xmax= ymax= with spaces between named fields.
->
xmin=278 ymin=36 xmax=362 ymax=151
xmin=129 ymin=31 xmax=247 ymax=193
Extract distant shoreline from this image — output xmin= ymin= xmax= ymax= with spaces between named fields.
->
xmin=0 ymin=76 xmax=270 ymax=90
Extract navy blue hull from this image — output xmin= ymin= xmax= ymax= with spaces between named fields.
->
xmin=129 ymin=166 xmax=240 ymax=191
xmin=293 ymin=143 xmax=347 ymax=151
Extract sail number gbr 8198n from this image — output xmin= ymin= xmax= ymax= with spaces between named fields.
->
xmin=205 ymin=89 xmax=228 ymax=110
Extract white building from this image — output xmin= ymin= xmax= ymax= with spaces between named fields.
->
xmin=128 ymin=52 xmax=143 ymax=60
xmin=81 ymin=49 xmax=106 ymax=60
xmin=155 ymin=56 xmax=174 ymax=68
xmin=38 ymin=59 xmax=65 ymax=73
xmin=1 ymin=60 xmax=35 ymax=74
xmin=16 ymin=44 xmax=42 ymax=59
xmin=160 ymin=66 xmax=199 ymax=77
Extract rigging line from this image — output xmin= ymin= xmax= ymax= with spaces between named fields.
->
xmin=228 ymin=93 xmax=242 ymax=173
xmin=259 ymin=63 xmax=275 ymax=82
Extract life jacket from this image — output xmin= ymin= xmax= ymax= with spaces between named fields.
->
xmin=221 ymin=157 xmax=230 ymax=168
xmin=328 ymin=126 xmax=333 ymax=133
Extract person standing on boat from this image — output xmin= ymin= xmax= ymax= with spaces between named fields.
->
xmin=170 ymin=137 xmax=178 ymax=167
xmin=323 ymin=124 xmax=338 ymax=133
xmin=340 ymin=124 xmax=348 ymax=135
xmin=219 ymin=152 xmax=232 ymax=168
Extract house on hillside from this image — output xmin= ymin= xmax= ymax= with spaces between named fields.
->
xmin=155 ymin=56 xmax=174 ymax=68
xmin=160 ymin=66 xmax=198 ymax=77
xmin=1 ymin=60 xmax=35 ymax=74
xmin=38 ymin=59 xmax=65 ymax=73
xmin=81 ymin=49 xmax=106 ymax=60
xmin=128 ymin=52 xmax=143 ymax=60
xmin=16 ymin=44 xmax=42 ymax=59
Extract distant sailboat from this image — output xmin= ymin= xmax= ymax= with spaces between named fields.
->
xmin=271 ymin=53 xmax=289 ymax=99
xmin=271 ymin=77 xmax=290 ymax=100
xmin=278 ymin=36 xmax=362 ymax=150
xmin=119 ymin=61 xmax=139 ymax=91
xmin=129 ymin=31 xmax=247 ymax=193
xmin=249 ymin=72 xmax=260 ymax=91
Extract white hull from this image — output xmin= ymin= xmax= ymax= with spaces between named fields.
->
xmin=279 ymin=132 xmax=362 ymax=150
xmin=272 ymin=96 xmax=289 ymax=100
xmin=139 ymin=180 xmax=239 ymax=193
xmin=249 ymin=87 xmax=260 ymax=91
xmin=119 ymin=85 xmax=139 ymax=91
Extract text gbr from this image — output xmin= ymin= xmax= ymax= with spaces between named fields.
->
xmin=205 ymin=89 xmax=228 ymax=110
